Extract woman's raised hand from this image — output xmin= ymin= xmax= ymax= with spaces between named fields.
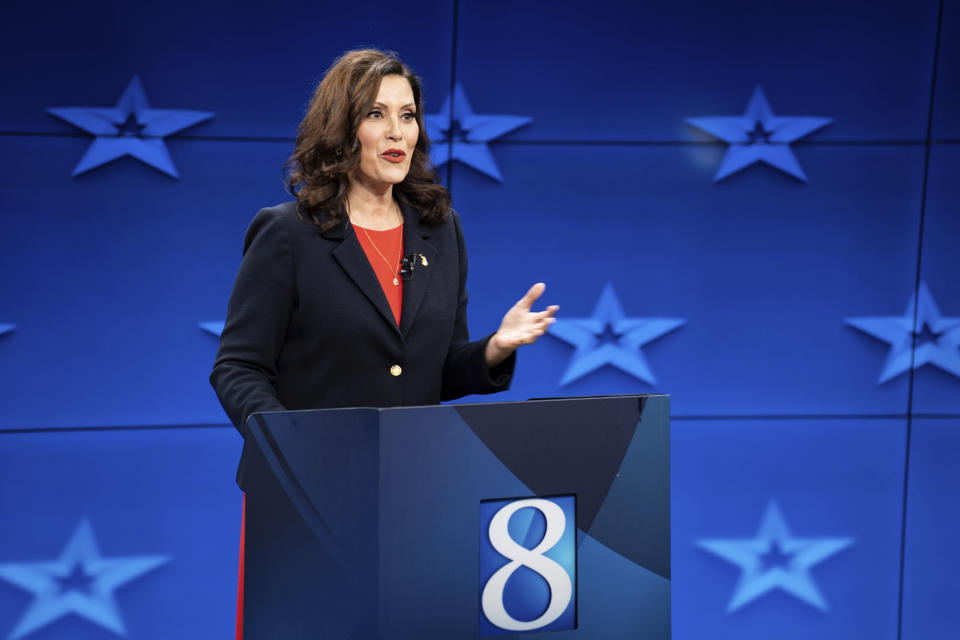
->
xmin=485 ymin=283 xmax=559 ymax=367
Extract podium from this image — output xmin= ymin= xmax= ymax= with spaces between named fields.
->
xmin=243 ymin=395 xmax=670 ymax=639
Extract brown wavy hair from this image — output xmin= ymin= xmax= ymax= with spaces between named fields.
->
xmin=285 ymin=49 xmax=451 ymax=229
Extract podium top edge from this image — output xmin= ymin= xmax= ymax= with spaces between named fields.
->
xmin=249 ymin=394 xmax=669 ymax=422
xmin=525 ymin=394 xmax=669 ymax=402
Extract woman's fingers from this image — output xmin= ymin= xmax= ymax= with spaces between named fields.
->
xmin=497 ymin=284 xmax=557 ymax=349
xmin=531 ymin=305 xmax=559 ymax=320
xmin=517 ymin=282 xmax=546 ymax=310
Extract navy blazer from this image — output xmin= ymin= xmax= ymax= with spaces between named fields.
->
xmin=210 ymin=201 xmax=514 ymax=487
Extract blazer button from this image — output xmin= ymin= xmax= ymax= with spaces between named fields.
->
xmin=390 ymin=365 xmax=402 ymax=377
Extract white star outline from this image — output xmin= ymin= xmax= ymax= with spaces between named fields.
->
xmin=697 ymin=501 xmax=854 ymax=612
xmin=0 ymin=519 xmax=170 ymax=639
xmin=47 ymin=75 xmax=214 ymax=178
xmin=846 ymin=282 xmax=960 ymax=383
xmin=686 ymin=86 xmax=832 ymax=182
xmin=548 ymin=283 xmax=685 ymax=386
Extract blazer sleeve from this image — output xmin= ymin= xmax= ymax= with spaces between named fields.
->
xmin=440 ymin=211 xmax=515 ymax=401
xmin=210 ymin=207 xmax=292 ymax=434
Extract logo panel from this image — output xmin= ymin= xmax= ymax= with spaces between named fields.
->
xmin=479 ymin=495 xmax=576 ymax=636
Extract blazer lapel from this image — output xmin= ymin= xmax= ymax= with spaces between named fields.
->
xmin=325 ymin=218 xmax=402 ymax=338
xmin=399 ymin=202 xmax=437 ymax=338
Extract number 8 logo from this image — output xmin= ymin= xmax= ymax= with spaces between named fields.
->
xmin=481 ymin=499 xmax=573 ymax=631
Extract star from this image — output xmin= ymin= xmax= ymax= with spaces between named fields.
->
xmin=686 ymin=86 xmax=832 ymax=182
xmin=0 ymin=324 xmax=14 ymax=337
xmin=547 ymin=283 xmax=685 ymax=386
xmin=47 ymin=75 xmax=214 ymax=178
xmin=0 ymin=519 xmax=170 ymax=639
xmin=424 ymin=84 xmax=531 ymax=181
xmin=697 ymin=501 xmax=854 ymax=612
xmin=199 ymin=321 xmax=224 ymax=337
xmin=846 ymin=282 xmax=960 ymax=383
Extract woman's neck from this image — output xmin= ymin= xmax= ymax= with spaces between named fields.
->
xmin=346 ymin=184 xmax=402 ymax=230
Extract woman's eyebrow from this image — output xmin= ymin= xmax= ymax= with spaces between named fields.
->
xmin=371 ymin=101 xmax=416 ymax=110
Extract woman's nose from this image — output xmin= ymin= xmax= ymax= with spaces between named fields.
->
xmin=385 ymin=116 xmax=402 ymax=140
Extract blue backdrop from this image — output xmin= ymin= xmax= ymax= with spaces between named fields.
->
xmin=0 ymin=0 xmax=957 ymax=637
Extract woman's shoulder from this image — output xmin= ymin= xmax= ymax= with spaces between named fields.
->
xmin=250 ymin=201 xmax=300 ymax=226
xmin=418 ymin=205 xmax=461 ymax=234
xmin=241 ymin=201 xmax=315 ymax=253
xmin=419 ymin=208 xmax=464 ymax=253
xmin=437 ymin=208 xmax=464 ymax=242
xmin=246 ymin=201 xmax=317 ymax=237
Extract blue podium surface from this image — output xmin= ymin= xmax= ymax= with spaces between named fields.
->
xmin=242 ymin=395 xmax=670 ymax=639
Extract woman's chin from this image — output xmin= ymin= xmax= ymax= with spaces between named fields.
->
xmin=379 ymin=167 xmax=412 ymax=186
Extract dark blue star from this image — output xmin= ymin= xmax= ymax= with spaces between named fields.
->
xmin=758 ymin=540 xmax=795 ymax=573
xmin=698 ymin=501 xmax=854 ymax=612
xmin=115 ymin=113 xmax=147 ymax=137
xmin=846 ymin=282 xmax=960 ymax=383
xmin=0 ymin=519 xmax=169 ymax=639
xmin=47 ymin=75 xmax=214 ymax=178
xmin=686 ymin=86 xmax=832 ymax=182
xmin=55 ymin=563 xmax=96 ymax=595
xmin=915 ymin=321 xmax=944 ymax=348
xmin=745 ymin=121 xmax=774 ymax=144
xmin=424 ymin=84 xmax=531 ymax=181
xmin=595 ymin=322 xmax=623 ymax=347
xmin=548 ymin=283 xmax=685 ymax=386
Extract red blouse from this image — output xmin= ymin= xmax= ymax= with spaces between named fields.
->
xmin=353 ymin=223 xmax=404 ymax=325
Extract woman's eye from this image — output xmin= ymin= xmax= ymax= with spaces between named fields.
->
xmin=402 ymin=112 xmax=416 ymax=121
xmin=367 ymin=110 xmax=382 ymax=118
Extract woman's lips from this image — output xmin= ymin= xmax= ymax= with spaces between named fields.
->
xmin=382 ymin=149 xmax=406 ymax=163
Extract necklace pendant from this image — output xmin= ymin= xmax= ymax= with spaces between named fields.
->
xmin=392 ymin=277 xmax=399 ymax=286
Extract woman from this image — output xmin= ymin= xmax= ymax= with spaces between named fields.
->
xmin=212 ymin=48 xmax=556 ymax=638
xmin=211 ymin=49 xmax=557 ymax=483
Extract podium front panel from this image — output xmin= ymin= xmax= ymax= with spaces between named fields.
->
xmin=244 ymin=395 xmax=670 ymax=639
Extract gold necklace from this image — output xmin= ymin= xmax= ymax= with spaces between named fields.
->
xmin=348 ymin=201 xmax=403 ymax=286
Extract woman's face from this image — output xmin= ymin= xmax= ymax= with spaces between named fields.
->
xmin=352 ymin=74 xmax=419 ymax=194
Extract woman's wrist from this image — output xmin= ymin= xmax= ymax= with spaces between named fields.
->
xmin=484 ymin=333 xmax=514 ymax=368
